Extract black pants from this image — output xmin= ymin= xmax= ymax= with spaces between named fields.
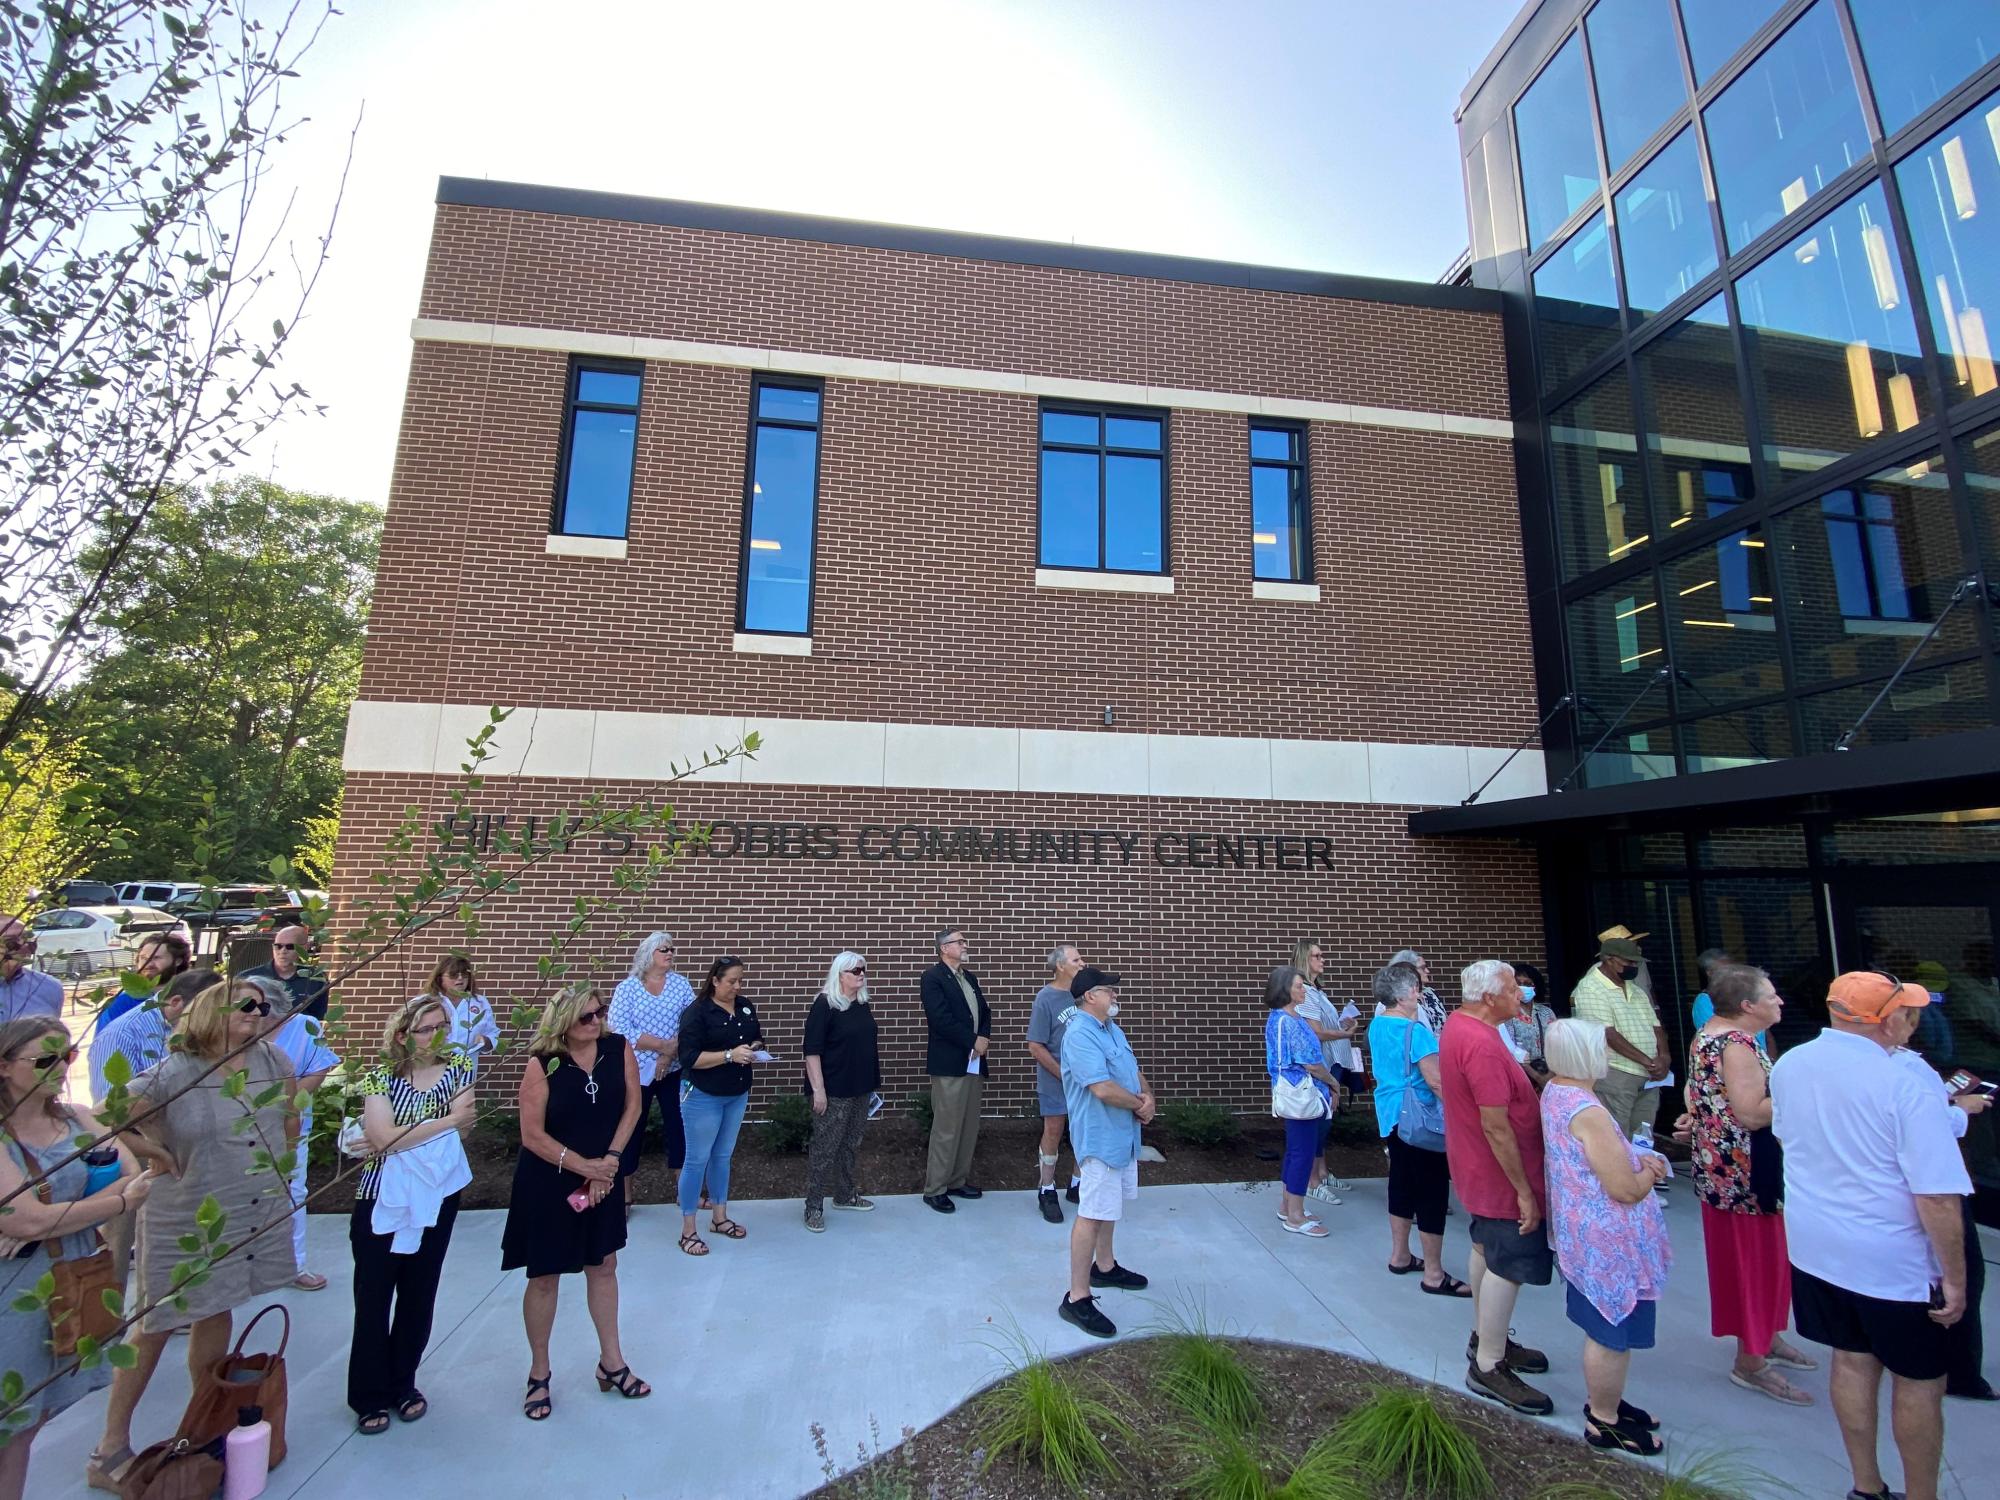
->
xmin=347 ymin=1192 xmax=460 ymax=1416
xmin=1947 ymin=1194 xmax=1988 ymax=1394
xmin=1385 ymin=1132 xmax=1450 ymax=1235
xmin=620 ymin=1073 xmax=686 ymax=1176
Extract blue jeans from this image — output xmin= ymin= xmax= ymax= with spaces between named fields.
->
xmin=678 ymin=1086 xmax=748 ymax=1214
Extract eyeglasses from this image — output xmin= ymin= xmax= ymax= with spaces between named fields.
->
xmin=272 ymin=942 xmax=298 ymax=951
xmin=30 ymin=1047 xmax=76 ymax=1072
xmin=410 ymin=1021 xmax=447 ymax=1038
xmin=576 ymin=1008 xmax=605 ymax=1024
xmin=658 ymin=946 xmax=675 ymax=953
xmin=236 ymin=999 xmax=273 ymax=1016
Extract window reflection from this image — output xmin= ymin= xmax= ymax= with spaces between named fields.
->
xmin=1665 ymin=525 xmax=1782 ymax=709
xmin=1960 ymin=424 xmax=2000 ymax=586
xmin=1634 ymin=296 xmax=1754 ymax=530
xmin=1587 ymin=0 xmax=1689 ymax=171
xmin=1678 ymin=0 xmax=1785 ymax=85
xmin=556 ymin=360 xmax=642 ymax=539
xmin=1534 ymin=212 xmax=1620 ymax=392
xmin=1038 ymin=406 xmax=1167 ymax=574
xmin=1734 ymin=183 xmax=1927 ymax=486
xmin=1567 ymin=573 xmax=1668 ymax=729
xmin=1703 ymin=2 xmax=1869 ymax=252
xmin=1896 ymin=88 xmax=2000 ymax=405
xmin=1549 ymin=367 xmax=1648 ymax=579
xmin=1515 ymin=32 xmax=1603 ymax=249
xmin=1615 ymin=131 xmax=1719 ymax=319
xmin=742 ymin=379 xmax=822 ymax=634
xmin=1681 ymin=704 xmax=1793 ymax=772
xmin=1249 ymin=423 xmax=1310 ymax=582
xmin=1797 ymin=660 xmax=1994 ymax=750
xmin=1849 ymin=0 xmax=2000 ymax=136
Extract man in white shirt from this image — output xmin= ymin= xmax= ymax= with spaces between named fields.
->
xmin=1771 ymin=971 xmax=1972 ymax=1500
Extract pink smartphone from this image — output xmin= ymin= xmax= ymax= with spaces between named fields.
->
xmin=567 ymin=1188 xmax=591 ymax=1213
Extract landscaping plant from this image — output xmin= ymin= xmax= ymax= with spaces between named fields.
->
xmin=1179 ymin=1425 xmax=1272 ymax=1500
xmin=976 ymin=1354 xmax=1129 ymax=1495
xmin=1324 ymin=1388 xmax=1493 ymax=1500
xmin=1158 ymin=1099 xmax=1243 ymax=1148
xmin=1151 ymin=1301 xmax=1263 ymax=1435
xmin=762 ymin=1091 xmax=816 ymax=1153
xmin=1269 ymin=1434 xmax=1368 ymax=1500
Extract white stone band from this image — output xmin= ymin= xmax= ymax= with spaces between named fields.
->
xmin=342 ymin=701 xmax=1547 ymax=808
xmin=410 ymin=318 xmax=1516 ymax=444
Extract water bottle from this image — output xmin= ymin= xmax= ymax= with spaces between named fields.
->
xmin=223 ymin=1405 xmax=271 ymax=1500
xmin=1632 ymin=1121 xmax=1654 ymax=1152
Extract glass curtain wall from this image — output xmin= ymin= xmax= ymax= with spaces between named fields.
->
xmin=1508 ymin=0 xmax=2000 ymax=789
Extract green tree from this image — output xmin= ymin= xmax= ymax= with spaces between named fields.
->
xmin=55 ymin=477 xmax=380 ymax=880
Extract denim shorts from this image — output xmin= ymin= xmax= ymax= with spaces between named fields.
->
xmin=1565 ymin=1283 xmax=1657 ymax=1351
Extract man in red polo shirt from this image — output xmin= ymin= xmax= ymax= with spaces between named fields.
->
xmin=1441 ymin=958 xmax=1555 ymax=1415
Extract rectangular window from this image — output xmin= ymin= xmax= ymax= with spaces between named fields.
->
xmin=1249 ymin=423 xmax=1310 ymax=582
xmin=1895 ymin=86 xmax=2000 ymax=405
xmin=740 ymin=377 xmax=823 ymax=635
xmin=553 ymin=361 xmax=642 ymax=538
xmin=1849 ymin=0 xmax=2000 ymax=136
xmin=1038 ymin=404 xmax=1167 ymax=574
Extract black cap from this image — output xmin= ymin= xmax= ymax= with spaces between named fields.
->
xmin=237 ymin=1405 xmax=263 ymax=1426
xmin=1069 ymin=966 xmax=1123 ymax=998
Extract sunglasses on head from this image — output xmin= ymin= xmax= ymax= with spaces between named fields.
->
xmin=236 ymin=998 xmax=273 ymax=1016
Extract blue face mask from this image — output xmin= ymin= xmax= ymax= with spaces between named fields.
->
xmin=1520 ymin=986 xmax=1537 ymax=1003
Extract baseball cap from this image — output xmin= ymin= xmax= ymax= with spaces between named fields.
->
xmin=1910 ymin=959 xmax=1950 ymax=992
xmin=1598 ymin=923 xmax=1650 ymax=943
xmin=1826 ymin=970 xmax=1937 ymax=1025
xmin=1069 ymin=966 xmax=1123 ymax=998
xmin=1599 ymin=937 xmax=1644 ymax=961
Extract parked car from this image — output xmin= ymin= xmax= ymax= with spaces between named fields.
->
xmin=114 ymin=879 xmax=206 ymax=909
xmin=29 ymin=905 xmax=191 ymax=980
xmin=46 ymin=879 xmax=119 ymax=907
xmin=168 ymin=884 xmax=294 ymax=932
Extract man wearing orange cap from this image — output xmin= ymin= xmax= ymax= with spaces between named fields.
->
xmin=1771 ymin=972 xmax=1972 ymax=1500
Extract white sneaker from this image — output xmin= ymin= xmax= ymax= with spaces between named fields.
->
xmin=1326 ymin=1177 xmax=1353 ymax=1192
xmin=1307 ymin=1181 xmax=1344 ymax=1206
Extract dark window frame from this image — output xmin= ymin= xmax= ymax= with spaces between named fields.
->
xmin=736 ymin=373 xmax=826 ymax=637
xmin=1248 ymin=419 xmax=1313 ymax=583
xmin=1035 ymin=399 xmax=1172 ymax=576
xmin=551 ymin=357 xmax=644 ymax=539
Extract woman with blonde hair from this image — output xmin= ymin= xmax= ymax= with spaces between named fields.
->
xmin=500 ymin=983 xmax=646 ymax=1421
xmin=346 ymin=994 xmax=476 ymax=1435
xmin=0 ymin=1018 xmax=150 ymax=1500
xmin=801 ymin=950 xmax=880 ymax=1232
xmin=90 ymin=977 xmax=296 ymax=1489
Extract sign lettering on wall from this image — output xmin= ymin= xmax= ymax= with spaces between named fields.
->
xmin=435 ymin=813 xmax=1339 ymax=871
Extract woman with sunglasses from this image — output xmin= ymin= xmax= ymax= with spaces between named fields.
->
xmin=501 ymin=982 xmax=646 ymax=1421
xmin=90 ymin=978 xmax=299 ymax=1490
xmin=0 ymin=1018 xmax=150 ymax=1500
xmin=801 ymin=951 xmax=880 ymax=1233
xmin=608 ymin=932 xmax=695 ymax=1208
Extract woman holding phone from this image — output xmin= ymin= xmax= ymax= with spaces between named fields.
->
xmin=501 ymin=983 xmax=646 ymax=1421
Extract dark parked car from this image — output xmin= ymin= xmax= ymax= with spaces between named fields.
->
xmin=168 ymin=884 xmax=295 ymax=933
xmin=50 ymin=880 xmax=120 ymax=907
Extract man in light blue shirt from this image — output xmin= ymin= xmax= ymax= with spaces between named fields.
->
xmin=0 ymin=932 xmax=64 ymax=1023
xmin=1057 ymin=966 xmax=1155 ymax=1340
xmin=244 ymin=976 xmax=342 ymax=1289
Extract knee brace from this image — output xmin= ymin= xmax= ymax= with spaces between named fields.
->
xmin=1038 ymin=1151 xmax=1060 ymax=1168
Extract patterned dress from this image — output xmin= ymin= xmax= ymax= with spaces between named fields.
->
xmin=1690 ymin=1028 xmax=1769 ymax=1214
xmin=1541 ymin=1083 xmax=1671 ymax=1323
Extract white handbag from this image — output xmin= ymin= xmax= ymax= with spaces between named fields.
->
xmin=1270 ymin=1074 xmax=1326 ymax=1121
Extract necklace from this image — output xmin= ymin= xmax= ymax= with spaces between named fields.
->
xmin=577 ymin=1047 xmax=601 ymax=1104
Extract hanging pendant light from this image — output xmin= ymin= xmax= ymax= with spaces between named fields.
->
xmin=1942 ymin=136 xmax=1977 ymax=220
xmin=1962 ymin=308 xmax=1997 ymax=395
xmin=1887 ymin=372 xmax=1919 ymax=431
xmin=1862 ymin=223 xmax=1899 ymax=312
xmin=1936 ymin=275 xmax=1970 ymax=386
xmin=1846 ymin=341 xmax=1883 ymax=438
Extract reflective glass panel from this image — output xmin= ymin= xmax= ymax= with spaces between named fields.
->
xmin=1040 ymin=450 xmax=1098 ymax=568
xmin=1677 ymin=0 xmax=1784 ymax=84
xmin=1634 ymin=296 xmax=1754 ymax=530
xmin=1822 ymin=809 xmax=2000 ymax=865
xmin=1615 ymin=130 xmax=1720 ymax=318
xmin=1681 ymin=703 xmax=1793 ymax=772
xmin=1041 ymin=410 xmax=1098 ymax=445
xmin=1698 ymin=878 xmax=1829 ymax=1047
xmin=558 ymin=408 xmax=636 ymax=538
xmin=576 ymin=370 xmax=640 ymax=407
xmin=1250 ymin=426 xmax=1295 ymax=462
xmin=1734 ymin=184 xmax=1927 ymax=485
xmin=1549 ymin=367 xmax=1648 ymax=579
xmin=1567 ymin=573 xmax=1668 ymax=722
xmin=1534 ymin=211 xmax=1621 ymax=392
xmin=1895 ymin=88 xmax=2000 ymax=405
xmin=1580 ymin=726 xmax=1678 ymax=786
xmin=1589 ymin=0 xmax=1690 ymax=170
xmin=1797 ymin=659 xmax=1993 ymax=750
xmin=742 ymin=422 xmax=818 ymax=634
xmin=1251 ymin=465 xmax=1307 ymax=581
xmin=757 ymin=385 xmax=820 ymax=423
xmin=1105 ymin=415 xmax=1162 ymax=450
xmin=1665 ymin=524 xmax=1783 ymax=708
xmin=1772 ymin=452 xmax=1972 ymax=688
xmin=1515 ymin=32 xmax=1603 ymax=249
xmin=1703 ymin=2 xmax=1869 ymax=252
xmin=1695 ymin=824 xmax=1810 ymax=867
xmin=1960 ymin=423 xmax=2000 ymax=581
xmin=1850 ymin=0 xmax=2000 ymax=135
xmin=1104 ymin=455 xmax=1164 ymax=571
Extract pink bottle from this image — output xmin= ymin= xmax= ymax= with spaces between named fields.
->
xmin=223 ymin=1405 xmax=271 ymax=1500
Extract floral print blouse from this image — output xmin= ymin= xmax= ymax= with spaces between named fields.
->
xmin=1690 ymin=1027 xmax=1771 ymax=1215
xmin=1541 ymin=1083 xmax=1671 ymax=1324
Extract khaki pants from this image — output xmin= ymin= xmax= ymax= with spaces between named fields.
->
xmin=1594 ymin=1068 xmax=1655 ymax=1138
xmin=924 ymin=1074 xmax=983 ymax=1197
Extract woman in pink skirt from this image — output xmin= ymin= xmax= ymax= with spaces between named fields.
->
xmin=1688 ymin=963 xmax=1817 ymax=1405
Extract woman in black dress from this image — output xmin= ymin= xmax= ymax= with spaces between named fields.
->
xmin=501 ymin=982 xmax=647 ymax=1420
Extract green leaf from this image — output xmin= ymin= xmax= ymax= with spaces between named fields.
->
xmin=106 ymin=1342 xmax=139 ymax=1368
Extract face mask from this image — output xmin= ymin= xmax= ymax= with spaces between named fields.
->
xmin=1107 ymin=1002 xmax=1120 ymax=1019
xmin=1520 ymin=986 xmax=1536 ymax=1003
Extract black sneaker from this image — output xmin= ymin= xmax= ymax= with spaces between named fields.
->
xmin=1065 ymin=1183 xmax=1079 ymax=1203
xmin=1037 ymin=1188 xmax=1063 ymax=1224
xmin=947 ymin=1183 xmax=984 ymax=1200
xmin=1465 ymin=1332 xmax=1549 ymax=1375
xmin=1058 ymin=1293 xmax=1116 ymax=1339
xmin=1090 ymin=1262 xmax=1148 ymax=1290
xmin=922 ymin=1194 xmax=955 ymax=1214
xmin=1466 ymin=1358 xmax=1553 ymax=1415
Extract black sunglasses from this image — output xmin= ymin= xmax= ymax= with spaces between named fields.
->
xmin=30 ymin=1047 xmax=75 ymax=1072
xmin=849 ymin=965 xmax=867 ymax=976
xmin=271 ymin=942 xmax=298 ymax=951
xmin=576 ymin=1008 xmax=606 ymax=1024
xmin=236 ymin=999 xmax=273 ymax=1016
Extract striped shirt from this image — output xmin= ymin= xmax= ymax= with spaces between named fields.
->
xmin=89 ymin=1003 xmax=176 ymax=1104
xmin=1571 ymin=965 xmax=1662 ymax=1077
xmin=353 ymin=1052 xmax=475 ymax=1200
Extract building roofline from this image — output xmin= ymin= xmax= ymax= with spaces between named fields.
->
xmin=1458 ymin=0 xmax=1555 ymax=118
xmin=434 ymin=176 xmax=1503 ymax=315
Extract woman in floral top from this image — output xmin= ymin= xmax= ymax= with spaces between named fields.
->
xmin=1264 ymin=966 xmax=1336 ymax=1239
xmin=1687 ymin=963 xmax=1816 ymax=1405
xmin=1539 ymin=1018 xmax=1671 ymax=1456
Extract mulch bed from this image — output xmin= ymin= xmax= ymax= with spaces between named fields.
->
xmin=309 ymin=1109 xmax=1395 ymax=1212
xmin=804 ymin=1336 xmax=1663 ymax=1499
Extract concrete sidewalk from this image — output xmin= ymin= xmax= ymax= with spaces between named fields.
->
xmin=32 ymin=1178 xmax=2000 ymax=1500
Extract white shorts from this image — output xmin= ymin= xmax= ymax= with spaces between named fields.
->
xmin=1076 ymin=1157 xmax=1139 ymax=1221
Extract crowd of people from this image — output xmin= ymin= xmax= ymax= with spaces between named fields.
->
xmin=0 ymin=918 xmax=1991 ymax=1500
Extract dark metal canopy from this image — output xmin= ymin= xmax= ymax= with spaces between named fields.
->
xmin=1409 ymin=728 xmax=2000 ymax=840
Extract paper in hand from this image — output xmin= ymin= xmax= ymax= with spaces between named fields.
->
xmin=752 ymin=1050 xmax=774 ymax=1063
xmin=966 ymin=1054 xmax=981 ymax=1074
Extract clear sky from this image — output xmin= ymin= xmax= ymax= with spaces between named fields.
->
xmin=252 ymin=0 xmax=1518 ymax=506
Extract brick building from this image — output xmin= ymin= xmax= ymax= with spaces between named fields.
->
xmin=332 ymin=177 xmax=1551 ymax=1116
